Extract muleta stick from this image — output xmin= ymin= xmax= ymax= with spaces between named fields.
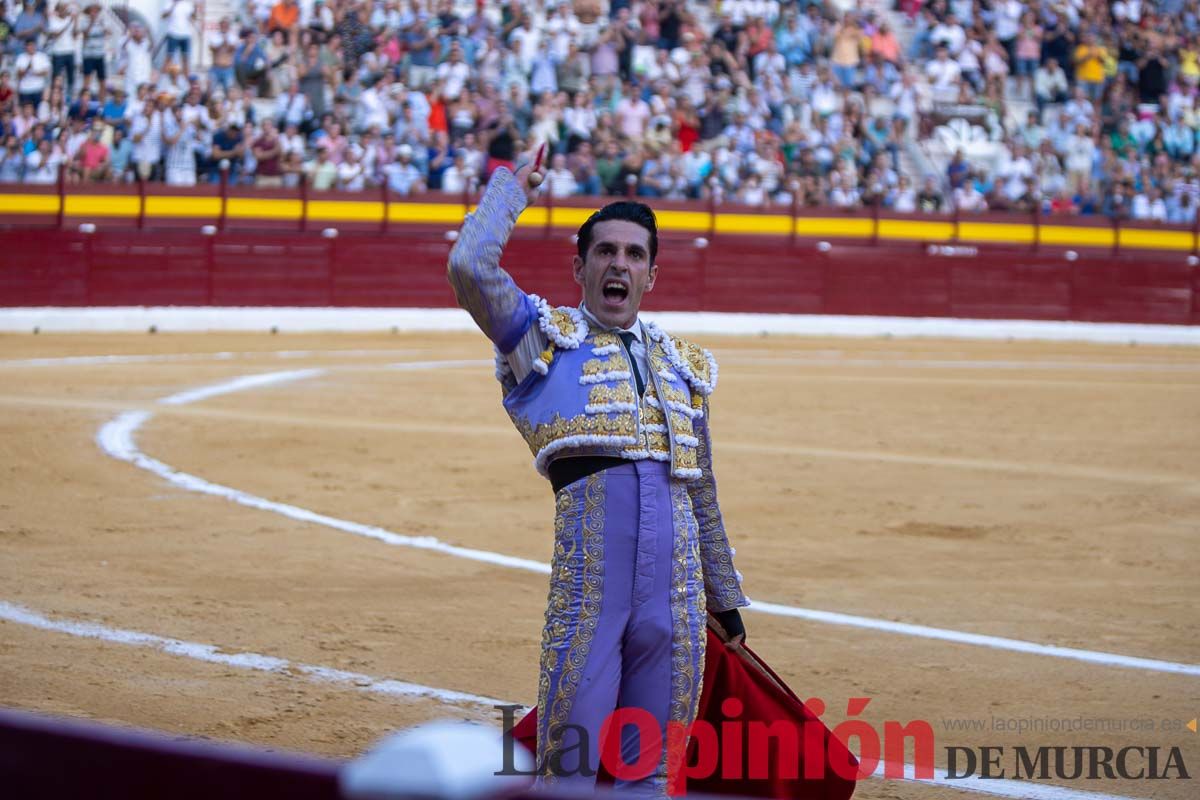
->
xmin=528 ymin=143 xmax=546 ymax=188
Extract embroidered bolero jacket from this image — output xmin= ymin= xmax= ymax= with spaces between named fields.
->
xmin=446 ymin=167 xmax=749 ymax=612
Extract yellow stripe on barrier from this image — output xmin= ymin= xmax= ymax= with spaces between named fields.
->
xmin=793 ymin=216 xmax=874 ymax=237
xmin=1 ymin=188 xmax=1197 ymax=254
xmin=548 ymin=207 xmax=595 ymax=228
xmin=0 ymin=193 xmax=60 ymax=213
xmin=877 ymin=218 xmax=955 ymax=241
xmin=1039 ymin=224 xmax=1115 ymax=248
xmin=228 ymin=197 xmax=304 ymax=219
xmin=957 ymin=222 xmax=1036 ymax=245
xmin=1118 ymin=227 xmax=1194 ymax=251
xmin=64 ymin=194 xmax=140 ymax=217
xmin=144 ymin=195 xmax=222 ymax=217
xmin=307 ymin=200 xmax=383 ymax=222
xmin=389 ymin=202 xmax=466 ymax=223
xmin=656 ymin=210 xmax=712 ymax=232
xmin=514 ymin=207 xmax=549 ymax=226
xmin=715 ymin=213 xmax=793 ymax=235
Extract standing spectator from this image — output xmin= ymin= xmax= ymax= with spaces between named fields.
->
xmin=130 ymin=97 xmax=164 ymax=181
xmin=161 ymin=0 xmax=197 ymax=70
xmin=269 ymin=0 xmax=301 ymax=45
xmin=235 ymin=30 xmax=269 ymax=94
xmin=80 ymin=4 xmax=111 ymax=93
xmin=1073 ymin=33 xmax=1108 ymax=103
xmin=208 ymin=18 xmax=238 ymax=92
xmin=436 ymin=41 xmax=470 ymax=101
xmin=615 ymin=84 xmax=650 ymax=142
xmin=15 ymin=39 xmax=48 ymax=108
xmin=925 ymin=45 xmax=961 ymax=103
xmin=13 ymin=0 xmax=46 ymax=49
xmin=994 ymin=0 xmax=1022 ymax=71
xmin=162 ymin=105 xmax=198 ymax=186
xmin=1014 ymin=12 xmax=1042 ymax=101
xmin=830 ymin=13 xmax=862 ymax=88
xmin=276 ymin=82 xmax=310 ymax=130
xmin=46 ymin=3 xmax=78 ymax=97
xmin=1137 ymin=47 xmax=1168 ymax=106
xmin=297 ymin=42 xmax=331 ymax=120
xmin=405 ymin=17 xmax=438 ymax=90
xmin=120 ymin=24 xmax=153 ymax=97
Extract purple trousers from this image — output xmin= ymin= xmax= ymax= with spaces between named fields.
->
xmin=536 ymin=461 xmax=708 ymax=792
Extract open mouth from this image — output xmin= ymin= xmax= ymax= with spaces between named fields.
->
xmin=602 ymin=280 xmax=629 ymax=303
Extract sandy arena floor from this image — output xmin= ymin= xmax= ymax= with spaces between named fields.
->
xmin=0 ymin=331 xmax=1198 ymax=800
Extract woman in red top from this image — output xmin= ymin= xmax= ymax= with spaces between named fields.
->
xmin=427 ymin=80 xmax=449 ymax=137
xmin=672 ymin=95 xmax=700 ymax=153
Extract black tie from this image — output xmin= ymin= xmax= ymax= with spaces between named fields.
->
xmin=618 ymin=331 xmax=645 ymax=396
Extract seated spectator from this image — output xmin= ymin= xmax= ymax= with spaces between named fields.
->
xmin=1035 ymin=59 xmax=1069 ymax=110
xmin=544 ymin=153 xmax=578 ymax=198
xmin=385 ymin=143 xmax=424 ymax=195
xmin=73 ymin=122 xmax=108 ymax=182
xmin=917 ymin=175 xmax=945 ymax=213
xmin=307 ymin=142 xmax=337 ymax=189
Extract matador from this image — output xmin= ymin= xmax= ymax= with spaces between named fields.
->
xmin=447 ymin=162 xmax=749 ymax=792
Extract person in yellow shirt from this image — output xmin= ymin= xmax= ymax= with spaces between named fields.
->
xmin=1180 ymin=36 xmax=1200 ymax=86
xmin=1073 ymin=32 xmax=1108 ymax=102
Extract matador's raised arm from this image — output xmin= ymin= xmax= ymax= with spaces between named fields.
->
xmin=446 ymin=167 xmax=539 ymax=354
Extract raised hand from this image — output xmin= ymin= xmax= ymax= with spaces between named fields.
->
xmin=512 ymin=141 xmax=546 ymax=207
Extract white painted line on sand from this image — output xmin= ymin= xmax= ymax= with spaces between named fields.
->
xmin=0 ymin=600 xmax=1152 ymax=800
xmin=3 ymin=307 xmax=1198 ymax=346
xmin=0 ymin=601 xmax=513 ymax=708
xmin=90 ymin=367 xmax=1200 ymax=677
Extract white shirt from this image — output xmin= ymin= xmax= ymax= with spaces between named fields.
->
xmin=16 ymin=51 xmax=50 ymax=94
xmin=436 ymin=60 xmax=470 ymax=100
xmin=164 ymin=0 xmax=195 ymax=39
xmin=47 ymin=15 xmax=77 ymax=56
xmin=580 ymin=303 xmax=648 ymax=389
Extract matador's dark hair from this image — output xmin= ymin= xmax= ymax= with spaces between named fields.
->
xmin=576 ymin=201 xmax=658 ymax=264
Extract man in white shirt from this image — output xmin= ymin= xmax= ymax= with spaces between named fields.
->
xmin=337 ymin=147 xmax=367 ymax=191
xmin=24 ymin=139 xmax=62 ymax=184
xmin=930 ymin=13 xmax=967 ymax=55
xmin=544 ymin=152 xmax=578 ymax=198
xmin=130 ymin=101 xmax=164 ymax=181
xmin=357 ymin=80 xmax=389 ymax=133
xmin=435 ymin=41 xmax=470 ymax=101
xmin=121 ymin=24 xmax=153 ymax=97
xmin=161 ymin=0 xmax=196 ymax=70
xmin=276 ymin=83 xmax=310 ymax=130
xmin=440 ymin=150 xmax=475 ymax=195
xmin=16 ymin=40 xmax=50 ymax=107
xmin=46 ymin=3 xmax=78 ymax=96
xmin=925 ymin=45 xmax=963 ymax=103
xmin=385 ymin=144 xmax=424 ymax=194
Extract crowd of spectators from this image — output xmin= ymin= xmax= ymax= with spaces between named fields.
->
xmin=0 ymin=0 xmax=1198 ymax=222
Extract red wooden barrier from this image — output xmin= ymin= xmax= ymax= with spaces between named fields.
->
xmin=1 ymin=227 xmax=1197 ymax=325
